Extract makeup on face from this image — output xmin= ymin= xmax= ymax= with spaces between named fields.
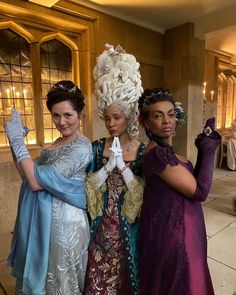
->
xmin=145 ymin=101 xmax=176 ymax=139
xmin=104 ymin=105 xmax=128 ymax=138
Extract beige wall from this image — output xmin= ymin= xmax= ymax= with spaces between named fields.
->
xmin=0 ymin=162 xmax=21 ymax=233
xmin=163 ymin=23 xmax=205 ymax=162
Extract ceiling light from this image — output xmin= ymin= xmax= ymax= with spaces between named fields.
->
xmin=28 ymin=0 xmax=59 ymax=8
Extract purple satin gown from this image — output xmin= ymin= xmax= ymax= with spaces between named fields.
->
xmin=139 ymin=145 xmax=214 ymax=295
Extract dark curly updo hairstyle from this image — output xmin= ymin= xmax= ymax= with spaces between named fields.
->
xmin=138 ymin=87 xmax=176 ymax=149
xmin=46 ymin=80 xmax=85 ymax=115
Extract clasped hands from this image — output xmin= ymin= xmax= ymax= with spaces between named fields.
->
xmin=106 ymin=136 xmax=126 ymax=172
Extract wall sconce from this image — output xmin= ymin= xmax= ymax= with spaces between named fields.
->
xmin=210 ymin=90 xmax=214 ymax=102
xmin=202 ymin=82 xmax=215 ymax=126
xmin=203 ymin=82 xmax=206 ymax=100
xmin=202 ymin=82 xmax=214 ymax=102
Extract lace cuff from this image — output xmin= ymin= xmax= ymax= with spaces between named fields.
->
xmin=85 ymin=172 xmax=106 ymax=220
xmin=121 ymin=176 xmax=144 ymax=223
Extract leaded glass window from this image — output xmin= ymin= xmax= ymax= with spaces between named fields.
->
xmin=41 ymin=39 xmax=72 ymax=143
xmin=0 ymin=29 xmax=35 ymax=147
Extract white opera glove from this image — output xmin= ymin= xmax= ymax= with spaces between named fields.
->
xmin=115 ymin=137 xmax=126 ymax=170
xmin=96 ymin=137 xmax=117 ymax=189
xmin=10 ymin=124 xmax=29 ymax=163
xmin=115 ymin=137 xmax=134 ymax=186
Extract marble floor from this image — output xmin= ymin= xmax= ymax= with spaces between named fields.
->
xmin=205 ymin=168 xmax=236 ymax=295
xmin=0 ymin=168 xmax=235 ymax=295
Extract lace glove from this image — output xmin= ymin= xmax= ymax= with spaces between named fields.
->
xmin=193 ymin=117 xmax=221 ymax=201
xmin=115 ymin=137 xmax=134 ymax=186
xmin=10 ymin=125 xmax=29 ymax=162
xmin=4 ymin=108 xmax=31 ymax=163
xmin=96 ymin=137 xmax=117 ymax=190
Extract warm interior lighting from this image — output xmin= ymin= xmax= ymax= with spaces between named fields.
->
xmin=6 ymin=88 xmax=10 ymax=98
xmin=28 ymin=0 xmax=59 ymax=7
xmin=23 ymin=89 xmax=27 ymax=98
xmin=210 ymin=90 xmax=214 ymax=101
xmin=202 ymin=82 xmax=215 ymax=102
xmin=88 ymin=0 xmax=170 ymax=6
xmin=202 ymin=82 xmax=206 ymax=100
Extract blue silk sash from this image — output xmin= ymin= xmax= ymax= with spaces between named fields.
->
xmin=8 ymin=163 xmax=87 ymax=295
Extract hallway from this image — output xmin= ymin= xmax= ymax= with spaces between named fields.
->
xmin=0 ymin=168 xmax=235 ymax=295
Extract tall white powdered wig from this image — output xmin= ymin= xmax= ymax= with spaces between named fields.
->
xmin=93 ymin=43 xmax=143 ymax=138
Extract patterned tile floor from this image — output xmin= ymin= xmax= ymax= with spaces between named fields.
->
xmin=0 ymin=168 xmax=235 ymax=295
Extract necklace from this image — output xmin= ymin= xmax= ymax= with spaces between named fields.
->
xmin=50 ymin=131 xmax=80 ymax=149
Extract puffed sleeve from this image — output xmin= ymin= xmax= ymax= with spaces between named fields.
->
xmin=143 ymin=145 xmax=179 ymax=177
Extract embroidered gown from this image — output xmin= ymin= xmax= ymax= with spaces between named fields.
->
xmin=84 ymin=138 xmax=145 ymax=295
xmin=139 ymin=145 xmax=215 ymax=295
xmin=9 ymin=137 xmax=92 ymax=295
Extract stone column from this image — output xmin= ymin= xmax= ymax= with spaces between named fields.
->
xmin=163 ymin=23 xmax=205 ymax=163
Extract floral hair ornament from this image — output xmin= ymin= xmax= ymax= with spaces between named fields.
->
xmin=175 ymin=101 xmax=186 ymax=127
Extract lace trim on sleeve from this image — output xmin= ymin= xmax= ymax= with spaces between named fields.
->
xmin=85 ymin=172 xmax=106 ymax=220
xmin=121 ymin=176 xmax=144 ymax=223
xmin=148 ymin=146 xmax=179 ymax=175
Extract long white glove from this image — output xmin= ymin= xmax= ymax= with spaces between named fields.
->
xmin=10 ymin=124 xmax=29 ymax=162
xmin=96 ymin=137 xmax=119 ymax=190
xmin=115 ymin=137 xmax=134 ymax=186
xmin=4 ymin=109 xmax=31 ymax=163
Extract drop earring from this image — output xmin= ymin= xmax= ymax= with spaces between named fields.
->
xmin=146 ymin=128 xmax=153 ymax=139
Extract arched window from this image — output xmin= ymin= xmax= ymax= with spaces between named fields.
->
xmin=217 ymin=74 xmax=224 ymax=129
xmin=40 ymin=39 xmax=72 ymax=143
xmin=0 ymin=29 xmax=34 ymax=147
xmin=217 ymin=71 xmax=236 ymax=130
xmin=0 ymin=23 xmax=85 ymax=149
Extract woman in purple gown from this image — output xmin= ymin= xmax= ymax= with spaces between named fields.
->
xmin=138 ymin=88 xmax=221 ymax=295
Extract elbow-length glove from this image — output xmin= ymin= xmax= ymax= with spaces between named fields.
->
xmin=4 ymin=108 xmax=30 ymax=163
xmin=193 ymin=117 xmax=221 ymax=201
xmin=10 ymin=124 xmax=29 ymax=162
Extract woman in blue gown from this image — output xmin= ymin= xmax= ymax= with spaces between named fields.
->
xmin=4 ymin=80 xmax=93 ymax=295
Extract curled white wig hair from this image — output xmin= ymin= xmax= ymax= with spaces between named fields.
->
xmin=93 ymin=43 xmax=143 ymax=138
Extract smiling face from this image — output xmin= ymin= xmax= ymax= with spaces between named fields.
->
xmin=144 ymin=100 xmax=176 ymax=144
xmin=51 ymin=100 xmax=80 ymax=138
xmin=104 ymin=105 xmax=128 ymax=138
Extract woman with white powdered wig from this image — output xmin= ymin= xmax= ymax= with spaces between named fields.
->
xmin=84 ymin=44 xmax=145 ymax=295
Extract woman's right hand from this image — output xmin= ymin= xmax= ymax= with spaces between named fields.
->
xmin=106 ymin=137 xmax=122 ymax=172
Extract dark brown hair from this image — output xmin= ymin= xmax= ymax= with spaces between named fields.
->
xmin=46 ymin=80 xmax=85 ymax=115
